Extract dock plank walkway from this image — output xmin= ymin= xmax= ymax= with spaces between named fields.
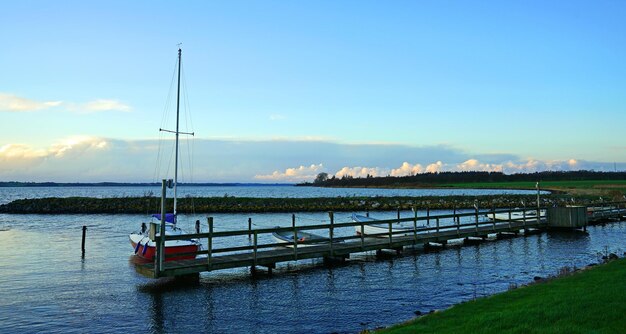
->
xmin=135 ymin=204 xmax=625 ymax=278
xmin=136 ymin=217 xmax=541 ymax=278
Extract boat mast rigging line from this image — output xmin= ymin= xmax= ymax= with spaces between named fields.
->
xmin=157 ymin=48 xmax=195 ymax=217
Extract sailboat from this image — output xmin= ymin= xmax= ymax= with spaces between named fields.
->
xmin=129 ymin=48 xmax=201 ymax=261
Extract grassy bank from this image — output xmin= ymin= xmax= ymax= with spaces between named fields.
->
xmin=377 ymin=258 xmax=626 ymax=334
xmin=0 ymin=194 xmax=604 ymax=214
xmin=447 ymin=180 xmax=626 ymax=197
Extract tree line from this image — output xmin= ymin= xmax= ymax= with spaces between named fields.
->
xmin=301 ymin=170 xmax=626 ymax=187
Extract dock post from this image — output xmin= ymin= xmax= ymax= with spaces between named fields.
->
xmin=508 ymin=209 xmax=512 ymax=229
xmin=328 ymin=212 xmax=334 ymax=257
xmin=366 ymin=209 xmax=369 ymax=217
xmin=292 ymin=214 xmax=298 ymax=260
xmin=453 ymin=207 xmax=457 ymax=224
xmin=207 ymin=217 xmax=213 ymax=269
xmin=475 ymin=205 xmax=479 ymax=233
xmin=81 ymin=225 xmax=86 ymax=257
xmin=492 ymin=208 xmax=496 ymax=231
xmin=248 ymin=218 xmax=252 ymax=239
xmin=195 ymin=220 xmax=200 ymax=234
xmin=157 ymin=179 xmax=167 ymax=277
xmin=436 ymin=217 xmax=440 ymax=235
xmin=427 ymin=207 xmax=430 ymax=226
xmin=360 ymin=221 xmax=365 ymax=250
xmin=412 ymin=206 xmax=417 ymax=244
xmin=388 ymin=219 xmax=393 ymax=248
xmin=253 ymin=231 xmax=258 ymax=266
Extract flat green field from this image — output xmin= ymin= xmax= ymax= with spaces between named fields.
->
xmin=377 ymin=258 xmax=626 ymax=334
xmin=449 ymin=180 xmax=626 ymax=196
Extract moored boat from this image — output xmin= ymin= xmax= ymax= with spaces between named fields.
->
xmin=129 ymin=214 xmax=200 ymax=261
xmin=271 ymin=227 xmax=332 ymax=247
xmin=487 ymin=209 xmax=546 ymax=222
xmin=129 ymin=48 xmax=200 ymax=261
xmin=351 ymin=213 xmax=416 ymax=237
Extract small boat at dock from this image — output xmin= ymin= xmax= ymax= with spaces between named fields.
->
xmin=487 ymin=209 xmax=546 ymax=222
xmin=129 ymin=214 xmax=200 ymax=261
xmin=128 ymin=48 xmax=200 ymax=261
xmin=272 ymin=227 xmax=332 ymax=247
xmin=351 ymin=213 xmax=417 ymax=237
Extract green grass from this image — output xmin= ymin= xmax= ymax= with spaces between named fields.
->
xmin=449 ymin=180 xmax=626 ymax=190
xmin=378 ymin=258 xmax=626 ymax=334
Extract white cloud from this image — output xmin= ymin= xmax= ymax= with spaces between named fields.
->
xmin=0 ymin=93 xmax=62 ymax=112
xmin=0 ymin=137 xmax=623 ymax=183
xmin=254 ymin=163 xmax=324 ymax=182
xmin=0 ymin=137 xmax=110 ymax=177
xmin=425 ymin=161 xmax=444 ymax=173
xmin=390 ymin=162 xmax=424 ymax=176
xmin=81 ymin=99 xmax=131 ymax=113
xmin=456 ymin=159 xmax=502 ymax=172
xmin=0 ymin=93 xmax=131 ymax=114
xmin=335 ymin=166 xmax=389 ymax=178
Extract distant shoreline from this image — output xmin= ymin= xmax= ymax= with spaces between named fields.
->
xmin=0 ymin=182 xmax=294 ymax=187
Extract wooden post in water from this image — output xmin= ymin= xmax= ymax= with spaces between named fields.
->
xmin=81 ymin=225 xmax=87 ymax=257
xmin=436 ymin=217 xmax=440 ymax=234
xmin=158 ymin=179 xmax=167 ymax=276
xmin=195 ymin=220 xmax=200 ymax=234
xmin=453 ymin=207 xmax=457 ymax=224
xmin=388 ymin=219 xmax=393 ymax=248
xmin=253 ymin=231 xmax=258 ymax=266
xmin=328 ymin=211 xmax=334 ymax=257
xmin=427 ymin=207 xmax=430 ymax=227
xmin=207 ymin=217 xmax=213 ymax=269
xmin=474 ymin=204 xmax=479 ymax=233
xmin=248 ymin=218 xmax=252 ymax=239
xmin=412 ymin=206 xmax=417 ymax=244
xmin=360 ymin=221 xmax=365 ymax=250
xmin=508 ymin=209 xmax=512 ymax=229
xmin=292 ymin=214 xmax=298 ymax=260
xmin=492 ymin=209 xmax=496 ymax=231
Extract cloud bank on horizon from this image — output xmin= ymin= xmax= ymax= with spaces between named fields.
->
xmin=0 ymin=93 xmax=131 ymax=114
xmin=1 ymin=137 xmax=622 ymax=183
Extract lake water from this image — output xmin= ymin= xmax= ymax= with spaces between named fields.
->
xmin=1 ymin=206 xmax=624 ymax=333
xmin=0 ymin=185 xmax=546 ymax=205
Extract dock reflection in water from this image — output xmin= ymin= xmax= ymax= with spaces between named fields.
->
xmin=0 ymin=212 xmax=624 ymax=333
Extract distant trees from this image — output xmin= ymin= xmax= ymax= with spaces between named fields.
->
xmin=314 ymin=172 xmax=329 ymax=184
xmin=304 ymin=170 xmax=626 ymax=187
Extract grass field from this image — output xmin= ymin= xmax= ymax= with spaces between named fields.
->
xmin=448 ymin=180 xmax=626 ymax=197
xmin=376 ymin=258 xmax=626 ymax=334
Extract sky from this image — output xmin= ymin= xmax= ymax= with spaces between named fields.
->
xmin=1 ymin=1 xmax=625 ymax=183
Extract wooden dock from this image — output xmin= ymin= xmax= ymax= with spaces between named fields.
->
xmin=135 ymin=203 xmax=626 ymax=279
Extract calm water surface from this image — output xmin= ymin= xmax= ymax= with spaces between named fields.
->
xmin=0 ymin=185 xmax=546 ymax=205
xmin=0 ymin=207 xmax=624 ymax=334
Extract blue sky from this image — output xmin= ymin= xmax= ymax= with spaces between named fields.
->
xmin=1 ymin=1 xmax=625 ymax=182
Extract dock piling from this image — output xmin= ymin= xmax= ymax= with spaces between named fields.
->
xmin=248 ymin=218 xmax=252 ymax=239
xmin=328 ymin=211 xmax=334 ymax=257
xmin=207 ymin=217 xmax=213 ymax=269
xmin=292 ymin=214 xmax=298 ymax=259
xmin=81 ymin=225 xmax=86 ymax=257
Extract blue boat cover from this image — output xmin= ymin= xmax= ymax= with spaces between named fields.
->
xmin=152 ymin=213 xmax=176 ymax=224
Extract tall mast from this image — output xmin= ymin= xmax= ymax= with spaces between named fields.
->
xmin=174 ymin=48 xmax=182 ymax=216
